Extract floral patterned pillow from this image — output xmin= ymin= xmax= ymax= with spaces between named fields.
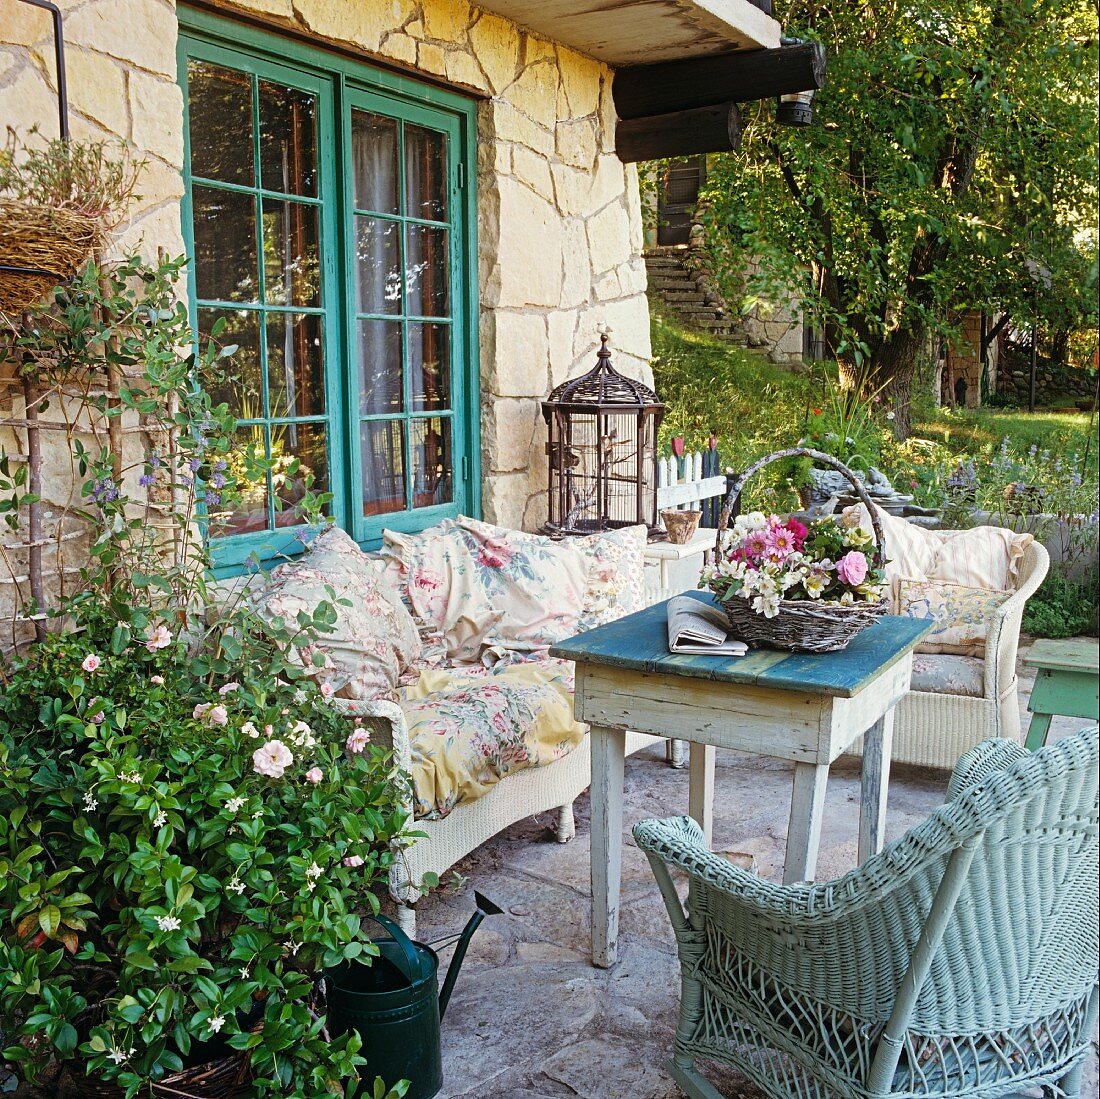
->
xmin=573 ymin=524 xmax=647 ymax=631
xmin=256 ymin=526 xmax=420 ymax=700
xmin=382 ymin=518 xmax=592 ymax=663
xmin=895 ymin=577 xmax=1010 ymax=658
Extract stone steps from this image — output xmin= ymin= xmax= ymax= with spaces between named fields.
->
xmin=644 ymin=249 xmax=743 ymax=343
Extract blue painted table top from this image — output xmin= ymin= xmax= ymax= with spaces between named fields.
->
xmin=550 ymin=591 xmax=932 ymax=699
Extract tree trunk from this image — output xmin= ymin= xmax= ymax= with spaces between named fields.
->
xmin=837 ymin=325 xmax=925 ymax=439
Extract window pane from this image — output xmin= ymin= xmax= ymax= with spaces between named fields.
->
xmin=408 ymin=323 xmax=449 ymax=411
xmin=357 ymin=319 xmax=403 ymax=415
xmin=405 ymin=224 xmax=448 ymax=317
xmin=361 ymin=420 xmax=405 ymax=517
xmin=216 ymin=425 xmax=269 ymax=538
xmin=262 ymin=198 xmax=321 ymax=308
xmin=267 ymin=313 xmax=324 ymax=419
xmin=272 ymin=422 xmax=328 ymax=527
xmin=405 ymin=123 xmax=447 ymax=221
xmin=355 ymin=216 xmax=402 ymax=314
xmin=410 ymin=417 xmax=452 ymax=509
xmin=198 ymin=307 xmax=263 ymax=416
xmin=351 ymin=111 xmax=399 ymax=214
xmin=258 ymin=79 xmax=317 ymax=196
xmin=187 ymin=60 xmax=254 ymax=186
xmin=193 ymin=185 xmax=258 ymax=303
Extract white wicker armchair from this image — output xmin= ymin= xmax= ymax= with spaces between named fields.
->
xmin=892 ymin=541 xmax=1049 ymax=770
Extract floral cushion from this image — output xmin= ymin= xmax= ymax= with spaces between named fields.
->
xmin=382 ymin=518 xmax=592 ymax=663
xmin=910 ymin=654 xmax=985 ymax=698
xmin=399 ymin=658 xmax=585 ymax=819
xmin=256 ymin=526 xmax=420 ymax=700
xmin=896 ymin=577 xmax=1010 ymax=657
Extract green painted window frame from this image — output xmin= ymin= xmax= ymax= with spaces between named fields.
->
xmin=177 ymin=6 xmax=480 ymax=573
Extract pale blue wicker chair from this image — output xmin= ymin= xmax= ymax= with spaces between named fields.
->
xmin=634 ymin=726 xmax=1099 ymax=1099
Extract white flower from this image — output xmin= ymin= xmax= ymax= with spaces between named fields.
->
xmin=227 ymin=877 xmax=246 ymax=894
xmin=83 ymin=791 xmax=98 ymax=811
xmin=751 ymin=594 xmax=781 ymax=618
xmin=306 ymin=861 xmax=323 ymax=879
xmin=153 ymin=810 xmax=168 ymax=827
xmin=156 ymin=915 xmax=182 ymax=932
xmin=120 ymin=771 xmax=142 ymax=784
xmin=226 ymin=796 xmax=246 ymax=813
xmin=241 ymin=721 xmax=260 ymax=740
xmin=208 ymin=1015 xmax=225 ymax=1035
xmin=107 ymin=1046 xmax=135 ymax=1065
xmin=252 ymin=809 xmax=264 ymax=819
xmin=885 ymin=410 xmax=896 ymax=421
xmin=253 ymin=740 xmax=293 ymax=779
xmin=240 ymin=966 xmax=250 ymax=979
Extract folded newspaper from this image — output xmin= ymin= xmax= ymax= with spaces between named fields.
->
xmin=666 ymin=595 xmax=749 ymax=656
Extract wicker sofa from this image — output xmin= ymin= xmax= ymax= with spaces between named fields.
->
xmin=261 ymin=518 xmax=671 ymax=936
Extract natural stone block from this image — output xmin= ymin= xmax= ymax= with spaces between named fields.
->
xmin=481 ymin=470 xmax=529 ymax=529
xmin=559 ymin=220 xmax=589 ymax=310
xmin=468 ymin=11 xmax=520 ymax=94
xmin=586 ymin=203 xmax=631 ymax=276
xmin=129 ymin=71 xmax=184 ymax=167
xmin=416 ymin=41 xmax=448 ymax=77
xmin=482 ymin=312 xmax=549 ymax=396
xmin=485 ymin=177 xmax=562 ymax=308
xmin=66 ymin=49 xmax=129 ymax=135
xmin=593 ymin=268 xmax=622 ymax=301
xmin=1 ymin=68 xmax=67 ymax=143
xmin=486 ymin=100 xmax=554 ymax=157
xmin=510 ymin=144 xmax=554 ymax=203
xmin=484 ymin=397 xmax=539 ymax=472
xmin=67 ymin=0 xmax=177 ymax=76
xmin=505 ymin=59 xmax=559 ymax=130
xmin=421 ymin=0 xmax=471 ymax=44
xmin=547 ymin=309 xmax=578 ymax=384
xmin=380 ymin=32 xmax=418 ymax=65
xmin=445 ymin=49 xmax=488 ymax=92
xmin=228 ymin=0 xmax=294 ymax=16
xmin=556 ymin=45 xmax=602 ymax=118
xmin=555 ymin=117 xmax=597 ymax=169
xmin=294 ymin=0 xmax=418 ymax=53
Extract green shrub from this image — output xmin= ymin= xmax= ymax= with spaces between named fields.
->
xmin=1023 ymin=571 xmax=1099 ymax=639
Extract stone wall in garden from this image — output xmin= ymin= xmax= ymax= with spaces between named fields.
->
xmin=0 ymin=0 xmax=652 ymax=546
xmin=994 ymin=348 xmax=1097 ymax=408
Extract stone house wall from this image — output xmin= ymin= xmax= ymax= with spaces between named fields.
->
xmin=0 ymin=0 xmax=652 ymax=564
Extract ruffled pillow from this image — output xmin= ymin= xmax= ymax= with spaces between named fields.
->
xmin=256 ymin=525 xmax=420 ymax=700
xmin=895 ymin=577 xmax=1010 ymax=657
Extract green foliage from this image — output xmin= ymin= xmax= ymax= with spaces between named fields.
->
xmin=1022 ymin=571 xmax=1099 ymax=638
xmin=697 ymin=0 xmax=1099 ymax=422
xmin=0 ymin=251 xmax=405 ymax=1096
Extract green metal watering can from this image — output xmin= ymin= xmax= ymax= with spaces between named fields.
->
xmin=324 ymin=892 xmax=501 ymax=1099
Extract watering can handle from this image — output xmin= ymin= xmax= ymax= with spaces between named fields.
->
xmin=366 ymin=913 xmax=425 ymax=983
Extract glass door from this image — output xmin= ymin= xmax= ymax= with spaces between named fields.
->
xmin=343 ymin=92 xmax=464 ymax=541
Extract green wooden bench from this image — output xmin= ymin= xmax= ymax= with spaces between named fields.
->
xmin=1023 ymin=638 xmax=1099 ymax=751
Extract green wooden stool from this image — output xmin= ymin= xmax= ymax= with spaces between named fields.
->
xmin=1023 ymin=638 xmax=1099 ymax=751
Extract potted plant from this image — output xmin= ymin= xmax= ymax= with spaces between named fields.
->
xmin=0 ymin=252 xmax=409 ymax=1098
xmin=0 ymin=129 xmax=140 ymax=316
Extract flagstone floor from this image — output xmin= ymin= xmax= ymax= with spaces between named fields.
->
xmin=414 ymin=644 xmax=1099 ymax=1099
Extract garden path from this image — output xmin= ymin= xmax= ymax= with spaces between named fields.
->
xmin=414 ymin=641 xmax=1099 ymax=1099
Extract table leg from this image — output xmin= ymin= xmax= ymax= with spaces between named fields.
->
xmin=688 ymin=742 xmax=715 ymax=846
xmin=858 ymin=711 xmax=894 ymax=866
xmin=1025 ymin=711 xmax=1053 ymax=752
xmin=785 ymin=762 xmax=829 ymax=885
xmin=590 ymin=724 xmax=627 ymax=968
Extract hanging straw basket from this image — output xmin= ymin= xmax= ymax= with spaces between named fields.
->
xmin=714 ymin=448 xmax=888 ymax=653
xmin=0 ymin=199 xmax=99 ymax=315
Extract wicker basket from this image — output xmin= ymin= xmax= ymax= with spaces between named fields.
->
xmin=0 ymin=199 xmax=99 ymax=315
xmin=62 ymin=1052 xmax=253 ymax=1099
xmin=714 ymin=448 xmax=888 ymax=653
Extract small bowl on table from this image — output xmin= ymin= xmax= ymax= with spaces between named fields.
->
xmin=661 ymin=509 xmax=702 ymax=545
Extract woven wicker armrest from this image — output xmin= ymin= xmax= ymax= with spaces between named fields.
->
xmin=982 ymin=542 xmax=1050 ymax=698
xmin=331 ymin=696 xmax=412 ymax=776
xmin=946 ymin=736 xmax=1028 ymax=801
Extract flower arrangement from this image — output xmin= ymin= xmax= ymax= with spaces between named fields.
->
xmin=703 ymin=510 xmax=887 ymax=618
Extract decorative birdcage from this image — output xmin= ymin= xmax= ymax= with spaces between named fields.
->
xmin=542 ymin=330 xmax=664 ymax=538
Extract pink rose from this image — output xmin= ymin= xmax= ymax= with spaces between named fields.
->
xmin=253 ymin=739 xmax=294 ymax=778
xmin=343 ymin=854 xmax=365 ymax=868
xmin=346 ymin=729 xmax=371 ymax=754
xmin=319 ymin=682 xmax=335 ymax=701
xmin=836 ymin=550 xmax=869 ymax=587
xmin=81 ymin=654 xmax=101 ymax=674
xmin=150 ymin=675 xmax=165 ymax=686
xmin=145 ymin=625 xmax=172 ymax=652
xmin=304 ymin=766 xmax=323 ymax=784
xmin=218 ymin=682 xmax=240 ymax=696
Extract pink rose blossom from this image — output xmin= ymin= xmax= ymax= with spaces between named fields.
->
xmin=253 ymin=739 xmax=294 ymax=778
xmin=836 ymin=550 xmax=869 ymax=587
xmin=218 ymin=682 xmax=240 ymax=696
xmin=343 ymin=854 xmax=365 ymax=868
xmin=784 ymin=517 xmax=808 ymax=547
xmin=304 ymin=766 xmax=323 ymax=784
xmin=477 ymin=539 xmax=512 ymax=569
xmin=81 ymin=654 xmax=101 ymax=674
xmin=150 ymin=675 xmax=165 ymax=686
xmin=346 ymin=729 xmax=371 ymax=754
xmin=319 ymin=682 xmax=335 ymax=701
xmin=145 ymin=625 xmax=172 ymax=652
xmin=89 ymin=699 xmax=105 ymax=725
xmin=193 ymin=703 xmax=229 ymax=725
xmin=193 ymin=703 xmax=211 ymax=720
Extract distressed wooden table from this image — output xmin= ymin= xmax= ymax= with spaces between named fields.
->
xmin=1023 ymin=638 xmax=1099 ymax=751
xmin=551 ymin=594 xmax=931 ymax=968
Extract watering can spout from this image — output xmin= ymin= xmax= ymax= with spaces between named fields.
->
xmin=438 ymin=891 xmax=502 ymax=1019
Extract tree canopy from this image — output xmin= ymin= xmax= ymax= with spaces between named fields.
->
xmin=700 ymin=0 xmax=1099 ymax=432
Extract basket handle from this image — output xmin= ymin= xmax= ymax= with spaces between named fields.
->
xmin=715 ymin=447 xmax=886 ymax=567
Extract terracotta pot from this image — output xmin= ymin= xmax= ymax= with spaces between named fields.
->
xmin=661 ymin=509 xmax=702 ymax=545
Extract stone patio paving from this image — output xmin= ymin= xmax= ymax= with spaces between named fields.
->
xmin=410 ymin=644 xmax=1099 ymax=1099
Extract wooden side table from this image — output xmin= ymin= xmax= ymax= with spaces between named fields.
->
xmin=552 ymin=597 xmax=931 ymax=968
xmin=642 ymin=526 xmax=715 ymax=599
xmin=1023 ymin=639 xmax=1099 ymax=751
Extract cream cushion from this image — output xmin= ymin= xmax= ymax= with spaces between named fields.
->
xmin=895 ymin=577 xmax=1011 ymax=658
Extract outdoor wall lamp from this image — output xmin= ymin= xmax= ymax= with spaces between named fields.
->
xmin=775 ymin=36 xmax=818 ymax=126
